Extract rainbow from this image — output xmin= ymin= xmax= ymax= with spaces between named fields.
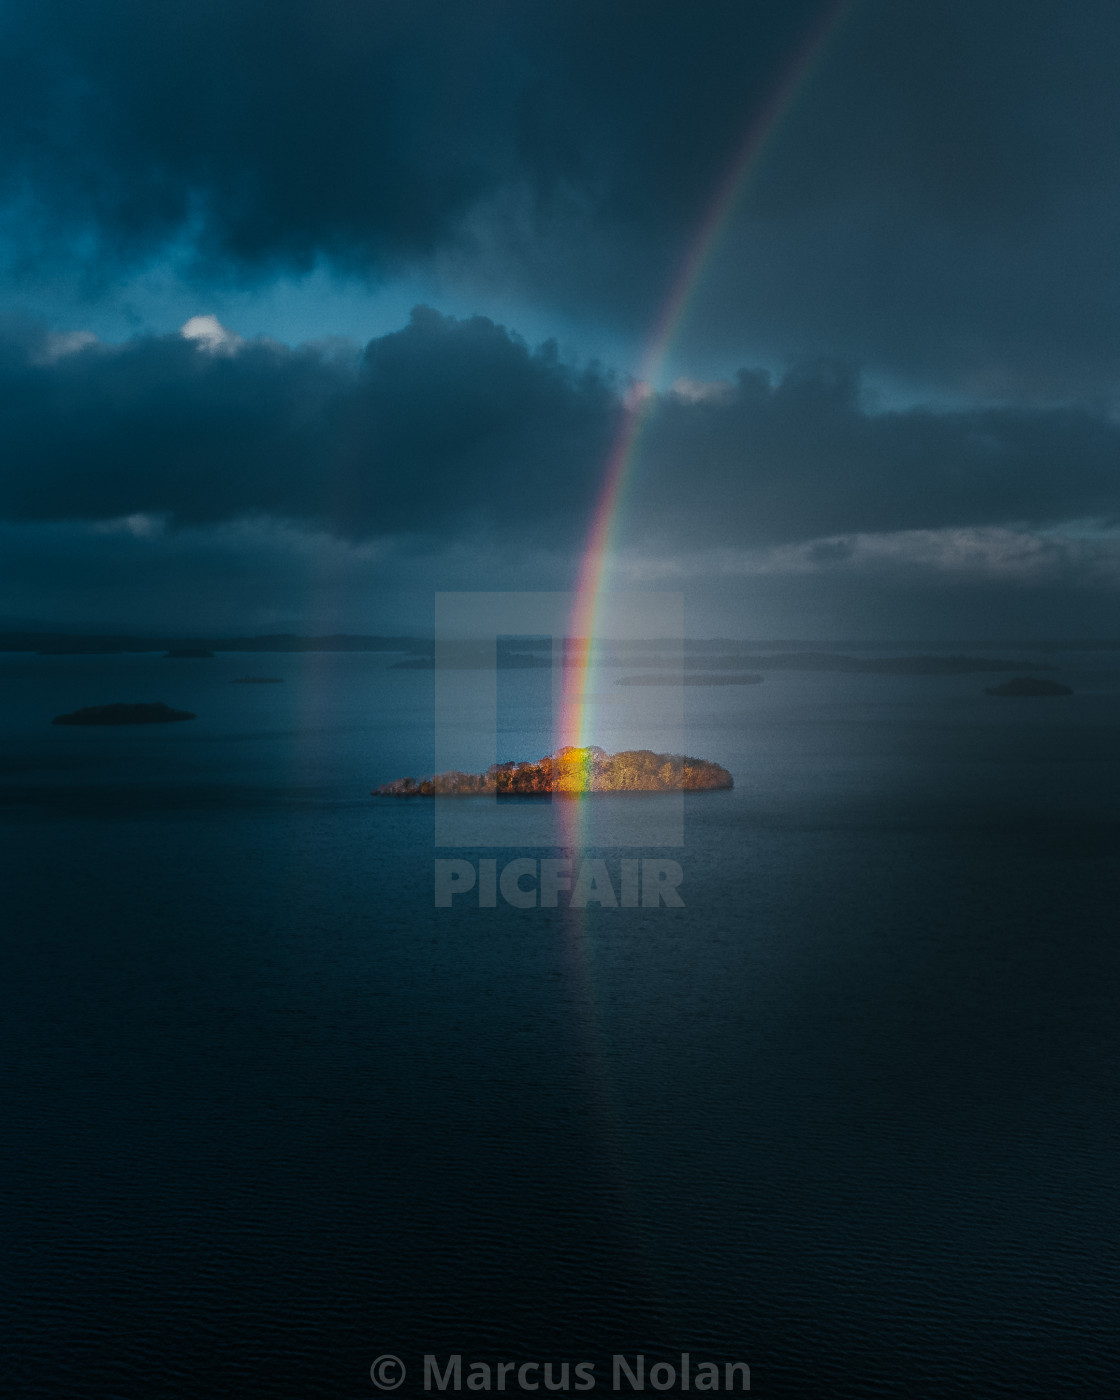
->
xmin=558 ymin=0 xmax=852 ymax=752
xmin=550 ymin=4 xmax=855 ymax=1265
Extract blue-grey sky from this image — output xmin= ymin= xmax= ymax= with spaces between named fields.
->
xmin=2 ymin=0 xmax=1119 ymax=636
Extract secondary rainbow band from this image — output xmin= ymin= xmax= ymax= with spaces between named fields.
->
xmin=559 ymin=0 xmax=852 ymax=750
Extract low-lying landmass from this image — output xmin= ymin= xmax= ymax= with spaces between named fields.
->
xmin=985 ymin=677 xmax=1074 ymax=697
xmin=390 ymin=650 xmax=1059 ymax=676
xmin=164 ymin=647 xmax=214 ymax=659
xmin=232 ymin=676 xmax=284 ymax=684
xmin=52 ymin=702 xmax=197 ymax=725
xmin=374 ymin=746 xmax=733 ymax=796
xmin=2 ymin=632 xmax=429 ymax=655
xmin=627 ymin=652 xmax=1059 ymax=675
xmin=618 ymin=673 xmax=764 ymax=686
xmin=392 ymin=652 xmax=551 ymax=670
xmin=1 ymin=632 xmax=1081 ymax=672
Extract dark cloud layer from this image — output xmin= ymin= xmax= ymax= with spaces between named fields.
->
xmin=0 ymin=0 xmax=824 ymax=273
xmin=0 ymin=0 xmax=521 ymax=270
xmin=6 ymin=2 xmax=1119 ymax=395
xmin=0 ymin=310 xmax=617 ymax=537
xmin=2 ymin=311 xmax=1117 ymax=552
xmin=638 ymin=367 xmax=1120 ymax=549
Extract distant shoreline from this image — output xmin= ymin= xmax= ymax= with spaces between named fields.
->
xmin=618 ymin=673 xmax=764 ymax=686
xmin=2 ymin=630 xmax=1115 ymax=662
xmin=1 ymin=632 xmax=429 ymax=655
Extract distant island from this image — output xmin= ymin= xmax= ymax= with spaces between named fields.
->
xmin=0 ymin=632 xmax=1086 ymax=670
xmin=985 ymin=677 xmax=1074 ymax=697
xmin=52 ymin=702 xmax=197 ymax=725
xmin=233 ymin=676 xmax=284 ymax=684
xmin=392 ymin=652 xmax=550 ymax=670
xmin=390 ymin=651 xmax=1059 ymax=676
xmin=164 ymin=647 xmax=214 ymax=659
xmin=618 ymin=673 xmax=764 ymax=686
xmin=625 ymin=652 xmax=1059 ymax=675
xmin=374 ymin=746 xmax=733 ymax=796
xmin=1 ymin=632 xmax=430 ymax=656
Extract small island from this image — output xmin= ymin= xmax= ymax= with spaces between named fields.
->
xmin=984 ymin=676 xmax=1073 ymax=697
xmin=374 ymin=745 xmax=733 ymax=796
xmin=618 ymin=673 xmax=763 ymax=686
xmin=232 ymin=676 xmax=284 ymax=684
xmin=164 ymin=647 xmax=214 ymax=659
xmin=52 ymin=702 xmax=197 ymax=726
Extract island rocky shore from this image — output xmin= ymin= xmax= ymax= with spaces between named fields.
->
xmin=374 ymin=746 xmax=733 ymax=796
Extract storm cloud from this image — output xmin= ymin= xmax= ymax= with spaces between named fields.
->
xmin=0 ymin=0 xmax=825 ymax=273
xmin=4 ymin=2 xmax=1120 ymax=396
xmin=635 ymin=366 xmax=1120 ymax=548
xmin=0 ymin=309 xmax=617 ymax=538
xmin=1 ymin=309 xmax=1117 ymax=555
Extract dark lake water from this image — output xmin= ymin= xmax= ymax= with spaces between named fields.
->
xmin=2 ymin=648 xmax=1119 ymax=1397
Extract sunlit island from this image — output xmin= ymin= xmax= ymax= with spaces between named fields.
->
xmin=374 ymin=745 xmax=733 ymax=796
xmin=52 ymin=702 xmax=196 ymax=725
